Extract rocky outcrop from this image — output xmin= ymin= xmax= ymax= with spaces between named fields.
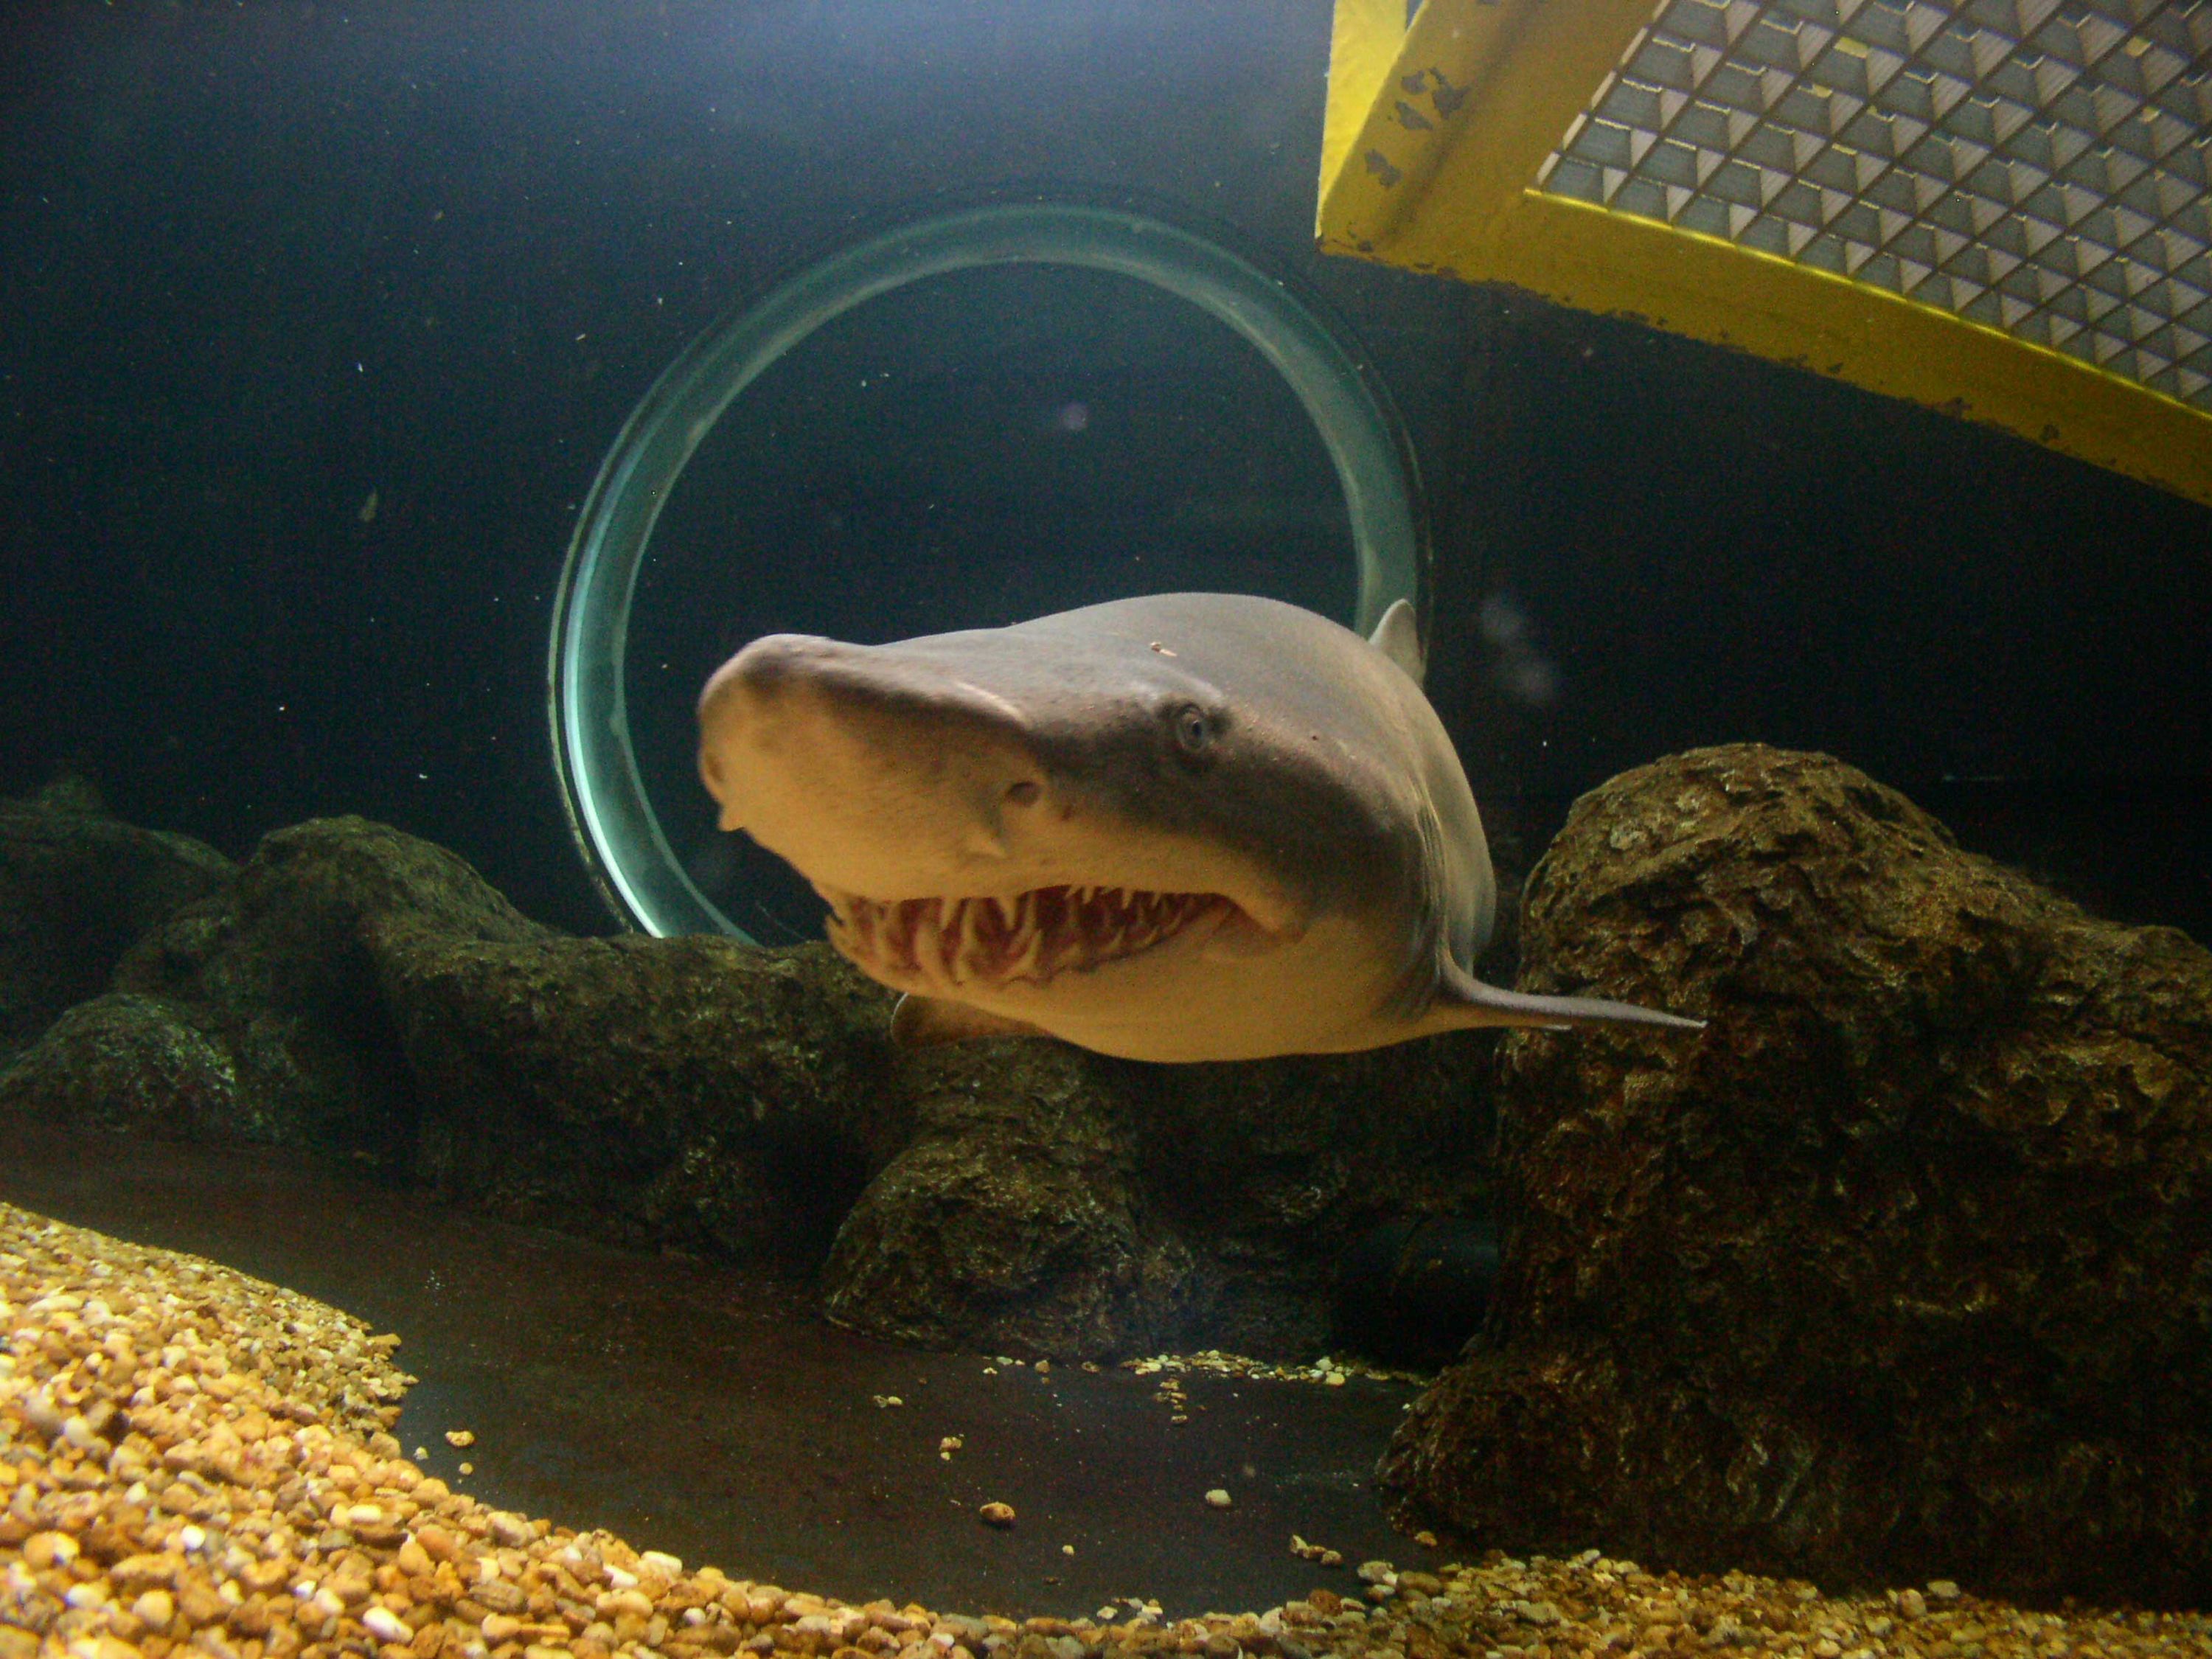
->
xmin=372 ymin=927 xmax=904 ymax=1267
xmin=0 ymin=776 xmax=232 ymax=1062
xmin=820 ymin=1041 xmax=1194 ymax=1355
xmin=0 ymin=992 xmax=240 ymax=1138
xmin=1377 ymin=744 xmax=2212 ymax=1607
xmin=821 ymin=1034 xmax=1494 ymax=1360
xmin=91 ymin=816 xmax=554 ymax=1165
xmin=0 ymin=810 xmax=1500 ymax=1362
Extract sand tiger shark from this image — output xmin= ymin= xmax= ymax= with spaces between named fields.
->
xmin=697 ymin=593 xmax=1704 ymax=1061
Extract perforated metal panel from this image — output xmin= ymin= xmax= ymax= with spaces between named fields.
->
xmin=1538 ymin=0 xmax=2212 ymax=410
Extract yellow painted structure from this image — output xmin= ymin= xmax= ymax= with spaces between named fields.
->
xmin=1318 ymin=0 xmax=2212 ymax=507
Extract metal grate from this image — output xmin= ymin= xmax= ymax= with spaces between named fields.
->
xmin=1538 ymin=0 xmax=2212 ymax=411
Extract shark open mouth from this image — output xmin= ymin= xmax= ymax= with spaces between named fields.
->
xmin=824 ymin=885 xmax=1234 ymax=990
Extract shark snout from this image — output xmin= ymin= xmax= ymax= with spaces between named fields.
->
xmin=698 ymin=633 xmax=1048 ymax=883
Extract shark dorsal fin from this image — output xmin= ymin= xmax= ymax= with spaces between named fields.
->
xmin=1368 ymin=599 xmax=1425 ymax=687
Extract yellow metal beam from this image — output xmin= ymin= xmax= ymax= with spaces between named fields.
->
xmin=1318 ymin=0 xmax=2212 ymax=509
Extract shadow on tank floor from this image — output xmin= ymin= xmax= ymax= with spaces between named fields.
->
xmin=0 ymin=1125 xmax=1444 ymax=1618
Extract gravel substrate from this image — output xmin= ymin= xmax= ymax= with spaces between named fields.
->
xmin=4 ymin=1202 xmax=2207 ymax=1659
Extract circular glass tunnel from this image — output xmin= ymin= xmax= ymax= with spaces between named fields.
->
xmin=549 ymin=202 xmax=1424 ymax=943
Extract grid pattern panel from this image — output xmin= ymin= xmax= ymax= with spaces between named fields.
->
xmin=1537 ymin=0 xmax=2212 ymax=411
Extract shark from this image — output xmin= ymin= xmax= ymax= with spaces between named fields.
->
xmin=696 ymin=592 xmax=1705 ymax=1062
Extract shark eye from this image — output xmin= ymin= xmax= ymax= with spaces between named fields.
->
xmin=1004 ymin=780 xmax=1041 ymax=806
xmin=1172 ymin=704 xmax=1214 ymax=756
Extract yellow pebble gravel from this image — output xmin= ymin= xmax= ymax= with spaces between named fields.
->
xmin=4 ymin=1200 xmax=2207 ymax=1659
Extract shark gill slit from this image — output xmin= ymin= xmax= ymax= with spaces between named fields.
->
xmin=827 ymin=885 xmax=1234 ymax=989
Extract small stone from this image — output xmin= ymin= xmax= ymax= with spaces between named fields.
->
xmin=1927 ymin=1580 xmax=1961 ymax=1601
xmin=872 ymin=1395 xmax=904 ymax=1408
xmin=1060 ymin=1545 xmax=1074 ymax=1557
xmin=978 ymin=1502 xmax=1016 ymax=1528
xmin=639 ymin=1549 xmax=684 ymax=1577
xmin=445 ymin=1429 xmax=476 ymax=1447
xmin=1355 ymin=1561 xmax=1397 ymax=1587
xmin=1898 ymin=1590 xmax=1928 ymax=1620
xmin=361 ymin=1606 xmax=411 ymax=1643
xmin=25 ymin=1529 xmax=80 ymax=1569
xmin=488 ymin=1510 xmax=534 ymax=1547
xmin=21 ymin=1391 xmax=66 ymax=1440
xmin=482 ymin=1613 xmax=524 ymax=1642
xmin=130 ymin=1589 xmax=174 ymax=1630
xmin=1204 ymin=1489 xmax=1232 ymax=1509
xmin=1413 ymin=1531 xmax=1438 ymax=1549
xmin=458 ymin=1460 xmax=474 ymax=1474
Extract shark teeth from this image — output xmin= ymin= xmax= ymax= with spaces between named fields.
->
xmin=828 ymin=885 xmax=1231 ymax=992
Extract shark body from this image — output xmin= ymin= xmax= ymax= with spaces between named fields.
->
xmin=697 ymin=592 xmax=1703 ymax=1061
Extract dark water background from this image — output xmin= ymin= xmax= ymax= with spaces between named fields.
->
xmin=2 ymin=0 xmax=2208 ymax=933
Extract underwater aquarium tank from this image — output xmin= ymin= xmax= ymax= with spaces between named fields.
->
xmin=4 ymin=1 xmax=2212 ymax=1655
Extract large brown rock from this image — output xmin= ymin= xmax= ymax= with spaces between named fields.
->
xmin=1 ymin=806 xmax=1501 ymax=1361
xmin=821 ymin=1041 xmax=1197 ymax=1355
xmin=372 ymin=926 xmax=905 ymax=1267
xmin=819 ymin=1034 xmax=1496 ymax=1360
xmin=1377 ymin=743 xmax=2212 ymax=1607
xmin=94 ymin=815 xmax=554 ymax=1164
xmin=0 ymin=992 xmax=240 ymax=1138
xmin=0 ymin=776 xmax=233 ymax=1060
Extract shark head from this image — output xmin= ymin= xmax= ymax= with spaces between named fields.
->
xmin=699 ymin=593 xmax=1703 ymax=1060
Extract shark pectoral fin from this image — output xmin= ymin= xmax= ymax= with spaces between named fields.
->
xmin=1424 ymin=961 xmax=1708 ymax=1036
xmin=889 ymin=993 xmax=1053 ymax=1049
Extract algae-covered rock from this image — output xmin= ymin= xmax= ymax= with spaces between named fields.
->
xmin=96 ymin=815 xmax=555 ymax=1165
xmin=373 ymin=928 xmax=905 ymax=1266
xmin=821 ymin=1034 xmax=1495 ymax=1361
xmin=1377 ymin=742 xmax=2212 ymax=1607
xmin=0 ymin=776 xmax=233 ymax=1059
xmin=2 ymin=801 xmax=1502 ymax=1360
xmin=822 ymin=1042 xmax=1197 ymax=1356
xmin=0 ymin=992 xmax=238 ymax=1137
xmin=1113 ymin=1038 xmax=1497 ymax=1357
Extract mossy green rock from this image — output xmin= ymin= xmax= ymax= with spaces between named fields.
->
xmin=0 ymin=778 xmax=233 ymax=1060
xmin=1377 ymin=743 xmax=2212 ymax=1607
xmin=822 ymin=1033 xmax=1495 ymax=1360
xmin=2 ymin=807 xmax=1499 ymax=1361
xmin=372 ymin=926 xmax=905 ymax=1267
xmin=99 ymin=815 xmax=554 ymax=1164
xmin=0 ymin=992 xmax=239 ymax=1138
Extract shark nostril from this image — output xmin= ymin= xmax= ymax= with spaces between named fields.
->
xmin=1004 ymin=780 xmax=1042 ymax=806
